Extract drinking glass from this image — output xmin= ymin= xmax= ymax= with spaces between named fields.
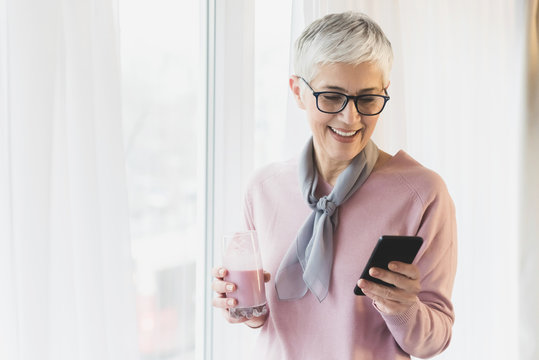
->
xmin=222 ymin=230 xmax=267 ymax=319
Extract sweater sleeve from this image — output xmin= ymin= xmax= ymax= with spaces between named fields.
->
xmin=378 ymin=177 xmax=457 ymax=359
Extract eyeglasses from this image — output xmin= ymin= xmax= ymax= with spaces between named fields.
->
xmin=300 ymin=77 xmax=390 ymax=116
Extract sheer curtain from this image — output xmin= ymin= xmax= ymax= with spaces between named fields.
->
xmin=210 ymin=1 xmax=259 ymax=358
xmin=286 ymin=0 xmax=534 ymax=359
xmin=521 ymin=0 xmax=539 ymax=358
xmin=211 ymin=1 xmax=536 ymax=359
xmin=0 ymin=0 xmax=138 ymax=359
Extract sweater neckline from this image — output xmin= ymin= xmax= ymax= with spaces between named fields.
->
xmin=314 ymin=150 xmax=409 ymax=197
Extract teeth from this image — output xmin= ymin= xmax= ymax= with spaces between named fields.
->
xmin=330 ymin=126 xmax=358 ymax=137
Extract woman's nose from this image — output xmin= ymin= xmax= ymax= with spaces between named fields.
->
xmin=340 ymin=100 xmax=361 ymax=124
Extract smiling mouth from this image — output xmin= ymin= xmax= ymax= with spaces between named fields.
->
xmin=329 ymin=126 xmax=360 ymax=137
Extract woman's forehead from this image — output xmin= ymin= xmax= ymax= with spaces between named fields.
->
xmin=312 ymin=62 xmax=385 ymax=92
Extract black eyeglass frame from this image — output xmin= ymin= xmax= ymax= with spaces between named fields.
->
xmin=300 ymin=77 xmax=390 ymax=116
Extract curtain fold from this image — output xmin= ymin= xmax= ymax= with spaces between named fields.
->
xmin=0 ymin=0 xmax=138 ymax=359
xmin=520 ymin=1 xmax=539 ymax=358
xmin=0 ymin=0 xmax=18 ymax=357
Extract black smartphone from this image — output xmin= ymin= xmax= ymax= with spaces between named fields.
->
xmin=354 ymin=235 xmax=423 ymax=296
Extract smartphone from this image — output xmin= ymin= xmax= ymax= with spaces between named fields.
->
xmin=354 ymin=235 xmax=423 ymax=296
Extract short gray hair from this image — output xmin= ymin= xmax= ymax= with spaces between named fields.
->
xmin=293 ymin=11 xmax=393 ymax=85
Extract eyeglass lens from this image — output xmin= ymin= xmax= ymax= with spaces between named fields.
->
xmin=317 ymin=93 xmax=385 ymax=115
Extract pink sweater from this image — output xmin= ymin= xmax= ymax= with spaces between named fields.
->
xmin=243 ymin=150 xmax=457 ymax=359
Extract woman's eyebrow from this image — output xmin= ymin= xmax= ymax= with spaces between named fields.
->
xmin=357 ymin=87 xmax=380 ymax=94
xmin=321 ymin=84 xmax=381 ymax=94
xmin=323 ymin=85 xmax=348 ymax=92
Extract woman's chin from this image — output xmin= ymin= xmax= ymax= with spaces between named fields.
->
xmin=331 ymin=142 xmax=365 ymax=161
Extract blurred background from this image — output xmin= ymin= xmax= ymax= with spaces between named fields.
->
xmin=1 ymin=0 xmax=537 ymax=360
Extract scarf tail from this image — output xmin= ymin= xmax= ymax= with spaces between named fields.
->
xmin=274 ymin=138 xmax=379 ymax=301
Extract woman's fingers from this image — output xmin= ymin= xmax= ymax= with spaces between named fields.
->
xmin=212 ymin=279 xmax=236 ymax=294
xmin=357 ymin=263 xmax=421 ymax=315
xmin=213 ymin=267 xmax=271 ymax=284
xmin=212 ymin=295 xmax=237 ymax=309
xmin=212 ymin=266 xmax=227 ymax=279
xmin=368 ymin=264 xmax=421 ymax=294
xmin=212 ymin=266 xmax=270 ymax=326
xmin=367 ymin=268 xmax=419 ymax=294
xmin=388 ymin=262 xmax=420 ymax=280
xmin=212 ymin=266 xmax=236 ymax=312
xmin=358 ymin=278 xmax=417 ymax=315
xmin=358 ymin=279 xmax=417 ymax=303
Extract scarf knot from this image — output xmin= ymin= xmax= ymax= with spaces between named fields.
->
xmin=316 ymin=196 xmax=336 ymax=216
xmin=274 ymin=138 xmax=379 ymax=302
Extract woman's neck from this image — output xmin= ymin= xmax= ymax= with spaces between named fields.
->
xmin=315 ymin=150 xmax=392 ymax=187
xmin=314 ymin=155 xmax=350 ymax=187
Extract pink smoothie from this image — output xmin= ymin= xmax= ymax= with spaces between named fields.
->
xmin=225 ymin=269 xmax=266 ymax=307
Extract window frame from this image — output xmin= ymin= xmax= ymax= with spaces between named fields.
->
xmin=201 ymin=1 xmax=256 ymax=359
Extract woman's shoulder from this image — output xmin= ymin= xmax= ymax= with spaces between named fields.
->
xmin=375 ymin=150 xmax=451 ymax=206
xmin=246 ymin=157 xmax=299 ymax=191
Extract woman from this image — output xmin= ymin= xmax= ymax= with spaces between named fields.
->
xmin=212 ymin=11 xmax=457 ymax=359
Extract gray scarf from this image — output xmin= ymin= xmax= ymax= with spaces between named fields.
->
xmin=275 ymin=137 xmax=379 ymax=302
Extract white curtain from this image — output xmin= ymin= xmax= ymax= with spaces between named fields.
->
xmin=285 ymin=0 xmax=536 ymax=359
xmin=521 ymin=0 xmax=539 ymax=358
xmin=211 ymin=0 xmax=259 ymax=358
xmin=0 ymin=0 xmax=138 ymax=359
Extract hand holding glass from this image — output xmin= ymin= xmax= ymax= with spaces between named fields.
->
xmin=222 ymin=231 xmax=268 ymax=319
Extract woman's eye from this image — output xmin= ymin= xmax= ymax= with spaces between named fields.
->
xmin=321 ymin=94 xmax=344 ymax=102
xmin=358 ymin=96 xmax=376 ymax=104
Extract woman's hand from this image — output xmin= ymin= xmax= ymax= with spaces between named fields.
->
xmin=212 ymin=267 xmax=271 ymax=328
xmin=357 ymin=261 xmax=421 ymax=315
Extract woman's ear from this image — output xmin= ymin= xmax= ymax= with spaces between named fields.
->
xmin=289 ymin=76 xmax=306 ymax=110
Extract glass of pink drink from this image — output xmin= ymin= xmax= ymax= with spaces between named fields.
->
xmin=222 ymin=231 xmax=267 ymax=319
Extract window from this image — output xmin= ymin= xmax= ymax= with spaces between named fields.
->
xmin=119 ymin=1 xmax=204 ymax=358
xmin=120 ymin=1 xmax=298 ymax=359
